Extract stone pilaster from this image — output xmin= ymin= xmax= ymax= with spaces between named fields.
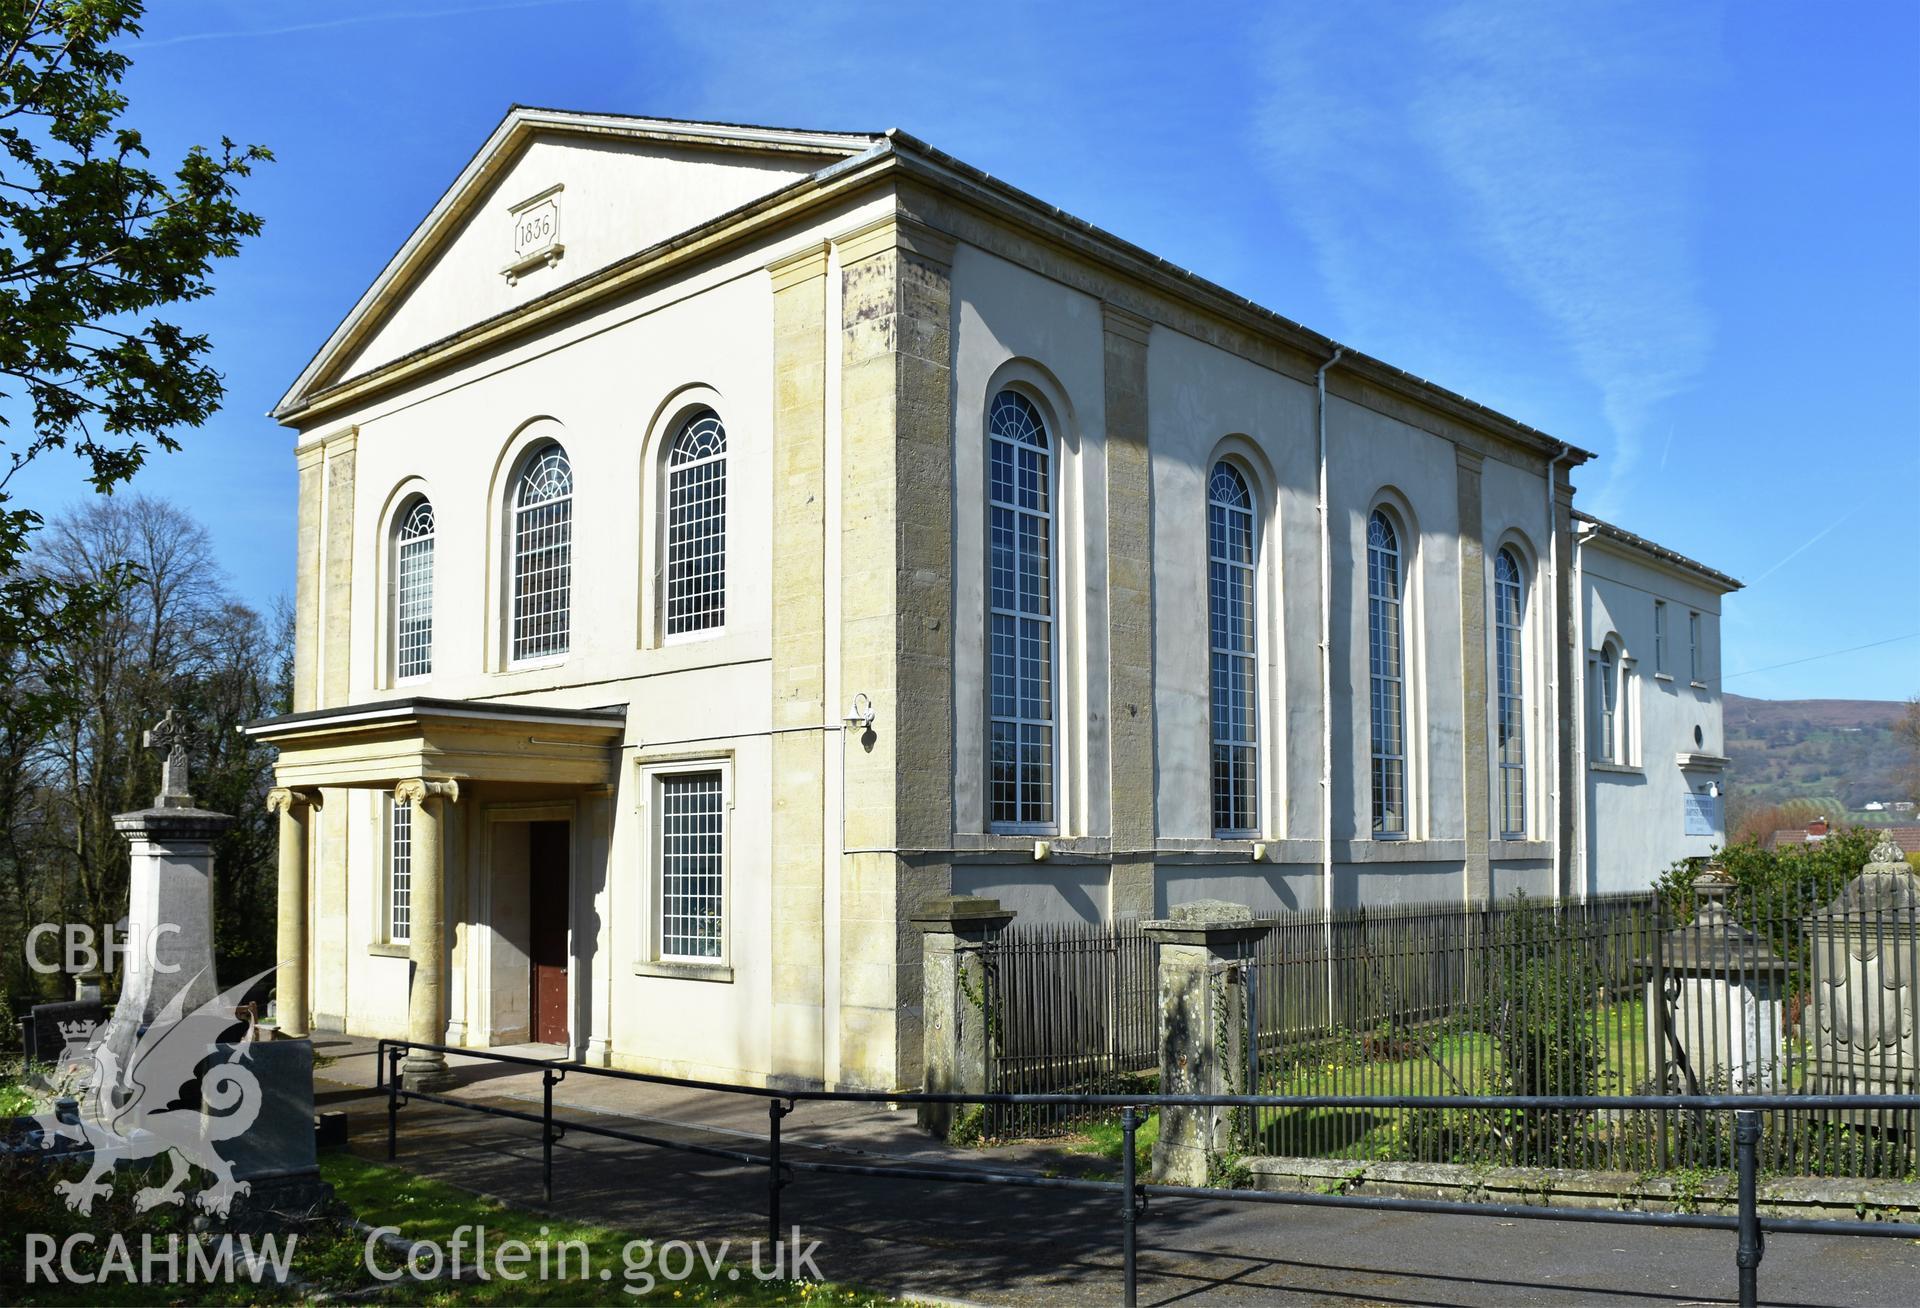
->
xmin=267 ymin=786 xmax=322 ymax=1038
xmin=395 ymin=778 xmax=459 ymax=1091
xmin=291 ymin=442 xmax=325 ymax=713
xmin=769 ymin=244 xmax=832 ymax=1086
xmin=835 ymin=212 xmax=956 ymax=1089
xmin=1144 ymin=901 xmax=1272 ymax=1185
xmin=1103 ymin=303 xmax=1157 ymax=919
xmin=912 ymin=896 xmax=1015 ymax=1139
xmin=1456 ymin=447 xmax=1490 ymax=904
xmin=313 ymin=429 xmax=356 ymax=1027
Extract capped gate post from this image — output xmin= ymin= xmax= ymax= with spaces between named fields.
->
xmin=912 ymin=896 xmax=1015 ymax=1140
xmin=1143 ymin=901 xmax=1272 ymax=1186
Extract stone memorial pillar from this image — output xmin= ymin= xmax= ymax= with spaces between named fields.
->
xmin=912 ymin=896 xmax=1015 ymax=1139
xmin=1807 ymin=836 xmax=1918 ymax=1130
xmin=396 ymin=777 xmax=460 ymax=1091
xmin=112 ymin=710 xmax=232 ymax=1028
xmin=1144 ymin=900 xmax=1272 ymax=1186
xmin=266 ymin=785 xmax=321 ymax=1037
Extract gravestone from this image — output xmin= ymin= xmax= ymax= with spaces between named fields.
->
xmin=1805 ymin=836 xmax=1918 ymax=1130
xmin=208 ymin=1037 xmax=329 ymax=1225
xmin=1642 ymin=864 xmax=1789 ymax=1090
xmin=27 ymin=999 xmax=105 ymax=1079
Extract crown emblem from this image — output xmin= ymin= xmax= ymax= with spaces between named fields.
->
xmin=57 ymin=1018 xmax=98 ymax=1043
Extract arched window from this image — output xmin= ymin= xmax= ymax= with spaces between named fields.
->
xmin=1208 ymin=462 xmax=1258 ymax=835
xmin=393 ymin=496 xmax=435 ymax=680
xmin=1494 ymin=548 xmax=1527 ymax=838
xmin=987 ymin=390 xmax=1054 ymax=829
xmin=664 ymin=409 xmax=727 ymax=635
xmin=1367 ymin=509 xmax=1407 ymax=836
xmin=511 ymin=442 xmax=573 ymax=662
xmin=1597 ymin=643 xmax=1619 ymax=763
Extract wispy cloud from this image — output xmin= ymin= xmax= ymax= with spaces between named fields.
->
xmin=1252 ymin=2 xmax=1720 ymax=515
xmin=139 ymin=0 xmax=599 ymax=50
xmin=1746 ymin=505 xmax=1856 ymax=587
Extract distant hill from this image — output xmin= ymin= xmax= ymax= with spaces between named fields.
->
xmin=1723 ymin=693 xmax=1913 ymax=813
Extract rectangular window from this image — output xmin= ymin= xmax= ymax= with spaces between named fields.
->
xmin=1653 ymin=601 xmax=1666 ymax=676
xmin=659 ymin=772 xmax=724 ymax=960
xmin=388 ymin=801 xmax=412 ymax=945
xmin=1688 ymin=611 xmax=1702 ymax=683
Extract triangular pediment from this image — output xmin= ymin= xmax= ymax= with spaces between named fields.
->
xmin=275 ymin=108 xmax=879 ymax=418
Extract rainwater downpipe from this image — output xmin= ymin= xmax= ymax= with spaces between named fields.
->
xmin=1316 ymin=346 xmax=1343 ymax=1015
xmin=1544 ymin=441 xmax=1571 ymax=904
xmin=1570 ymin=520 xmax=1599 ymax=900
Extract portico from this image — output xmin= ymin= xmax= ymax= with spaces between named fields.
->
xmin=245 ymin=697 xmax=624 ymax=1089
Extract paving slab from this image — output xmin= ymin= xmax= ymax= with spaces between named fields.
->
xmin=312 ymin=1035 xmax=1919 ymax=1306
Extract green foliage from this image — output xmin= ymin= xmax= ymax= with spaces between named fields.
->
xmin=0 ymin=1 xmax=268 ymax=738
xmin=1478 ymin=893 xmax=1613 ymax=1166
xmin=1653 ymin=827 xmax=1877 ymax=960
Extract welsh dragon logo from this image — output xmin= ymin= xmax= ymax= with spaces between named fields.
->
xmin=30 ymin=967 xmax=273 ymax=1216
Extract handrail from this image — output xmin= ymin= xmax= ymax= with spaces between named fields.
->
xmin=373 ymin=1037 xmax=1920 ymax=1308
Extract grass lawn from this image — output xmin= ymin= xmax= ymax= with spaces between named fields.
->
xmin=0 ymin=1148 xmax=905 ymax=1305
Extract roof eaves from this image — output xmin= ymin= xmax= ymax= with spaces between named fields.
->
xmin=881 ymin=130 xmax=1598 ymax=467
xmin=1573 ymin=511 xmax=1743 ymax=591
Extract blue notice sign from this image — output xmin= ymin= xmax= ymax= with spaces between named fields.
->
xmin=1683 ymin=792 xmax=1720 ymax=837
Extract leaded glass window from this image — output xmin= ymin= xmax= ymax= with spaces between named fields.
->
xmin=665 ymin=410 xmax=727 ymax=636
xmin=1208 ymin=462 xmax=1259 ymax=835
xmin=394 ymin=497 xmax=435 ymax=680
xmin=987 ymin=391 xmax=1055 ymax=829
xmin=659 ymin=772 xmax=724 ymax=960
xmin=1494 ymin=548 xmax=1527 ymax=838
xmin=1368 ymin=509 xmax=1407 ymax=837
xmin=389 ymin=800 xmax=412 ymax=945
xmin=511 ymin=443 xmax=572 ymax=662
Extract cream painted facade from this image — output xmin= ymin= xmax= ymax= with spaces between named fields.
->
xmin=250 ymin=109 xmax=1734 ymax=1092
xmin=1571 ymin=513 xmax=1741 ymax=897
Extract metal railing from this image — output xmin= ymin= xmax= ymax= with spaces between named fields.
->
xmin=375 ymin=1038 xmax=1919 ymax=1308
xmin=989 ymin=892 xmax=1920 ymax=1178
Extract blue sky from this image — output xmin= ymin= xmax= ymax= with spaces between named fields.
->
xmin=34 ymin=0 xmax=1917 ymax=699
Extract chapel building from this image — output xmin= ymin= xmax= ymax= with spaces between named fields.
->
xmin=247 ymin=109 xmax=1735 ymax=1090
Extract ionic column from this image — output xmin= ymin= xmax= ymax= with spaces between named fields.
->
xmin=395 ymin=778 xmax=460 ymax=1091
xmin=266 ymin=786 xmax=322 ymax=1038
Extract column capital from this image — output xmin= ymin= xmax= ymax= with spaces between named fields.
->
xmin=266 ymin=786 xmax=323 ymax=815
xmin=767 ymin=241 xmax=831 ymax=291
xmin=393 ymin=777 xmax=460 ymax=807
xmin=1101 ymin=302 xmax=1153 ymax=346
xmin=832 ymin=213 xmax=955 ymax=270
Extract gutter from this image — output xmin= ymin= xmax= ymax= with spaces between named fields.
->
xmin=1316 ymin=346 xmax=1344 ymax=1008
xmin=1545 ymin=442 xmax=1570 ymax=903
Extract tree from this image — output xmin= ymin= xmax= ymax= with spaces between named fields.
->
xmin=0 ymin=1 xmax=268 ymax=734
xmin=1898 ymin=697 xmax=1920 ymax=809
xmin=0 ymin=496 xmax=287 ymax=1000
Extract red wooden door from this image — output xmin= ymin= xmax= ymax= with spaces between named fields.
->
xmin=527 ymin=820 xmax=570 ymax=1046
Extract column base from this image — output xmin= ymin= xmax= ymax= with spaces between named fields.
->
xmin=401 ymin=1052 xmax=456 ymax=1093
xmin=585 ymin=1035 xmax=611 ymax=1067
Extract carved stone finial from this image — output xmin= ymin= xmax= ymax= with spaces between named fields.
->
xmin=143 ymin=708 xmax=193 ymax=808
xmin=1868 ymin=834 xmax=1908 ymax=869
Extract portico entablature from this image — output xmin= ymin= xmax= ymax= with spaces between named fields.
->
xmin=242 ymin=695 xmax=625 ymax=791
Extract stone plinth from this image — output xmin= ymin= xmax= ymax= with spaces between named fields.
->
xmin=111 ymin=804 xmax=233 ymax=1029
xmin=1144 ymin=900 xmax=1272 ymax=1186
xmin=913 ymin=896 xmax=1015 ymax=1140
